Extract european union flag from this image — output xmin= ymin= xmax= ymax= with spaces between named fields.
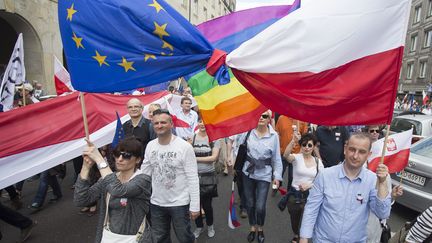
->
xmin=111 ymin=111 xmax=125 ymax=148
xmin=58 ymin=0 xmax=216 ymax=92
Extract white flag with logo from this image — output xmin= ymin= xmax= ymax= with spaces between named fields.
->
xmin=368 ymin=129 xmax=412 ymax=173
xmin=0 ymin=33 xmax=25 ymax=112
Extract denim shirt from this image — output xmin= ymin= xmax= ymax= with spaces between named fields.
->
xmin=237 ymin=126 xmax=283 ymax=183
xmin=300 ymin=163 xmax=392 ymax=243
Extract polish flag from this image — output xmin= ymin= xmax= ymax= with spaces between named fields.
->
xmin=367 ymin=129 xmax=412 ymax=173
xmin=226 ymin=0 xmax=411 ymax=126
xmin=228 ymin=181 xmax=241 ymax=229
xmin=54 ymin=56 xmax=74 ymax=95
xmin=141 ymin=94 xmax=190 ymax=128
xmin=0 ymin=91 xmax=169 ymax=189
xmin=423 ymin=90 xmax=430 ymax=105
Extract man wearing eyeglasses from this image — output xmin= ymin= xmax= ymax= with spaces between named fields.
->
xmin=299 ymin=132 xmax=392 ymax=243
xmin=141 ymin=109 xmax=199 ymax=243
xmin=122 ymin=98 xmax=151 ymax=155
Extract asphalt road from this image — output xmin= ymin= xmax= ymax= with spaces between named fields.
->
xmin=0 ymin=162 xmax=421 ymax=243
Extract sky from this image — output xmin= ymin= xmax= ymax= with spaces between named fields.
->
xmin=236 ymin=0 xmax=294 ymax=10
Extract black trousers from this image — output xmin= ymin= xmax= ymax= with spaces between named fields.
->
xmin=0 ymin=202 xmax=32 ymax=240
xmin=195 ymin=194 xmax=214 ymax=227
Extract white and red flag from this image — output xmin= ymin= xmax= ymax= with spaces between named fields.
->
xmin=0 ymin=91 xmax=169 ymax=188
xmin=226 ymin=0 xmax=411 ymax=126
xmin=423 ymin=90 xmax=430 ymax=105
xmin=54 ymin=55 xmax=74 ymax=95
xmin=368 ymin=129 xmax=412 ymax=173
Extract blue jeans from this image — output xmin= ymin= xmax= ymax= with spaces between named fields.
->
xmin=150 ymin=204 xmax=194 ymax=243
xmin=242 ymin=173 xmax=270 ymax=227
xmin=32 ymin=170 xmax=62 ymax=206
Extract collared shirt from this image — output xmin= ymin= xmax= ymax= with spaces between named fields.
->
xmin=122 ymin=116 xmax=151 ymax=154
xmin=236 ymin=126 xmax=283 ymax=183
xmin=300 ymin=163 xmax=392 ymax=243
xmin=175 ymin=109 xmax=198 ymax=140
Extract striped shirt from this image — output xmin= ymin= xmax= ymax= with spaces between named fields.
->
xmin=406 ymin=206 xmax=432 ymax=243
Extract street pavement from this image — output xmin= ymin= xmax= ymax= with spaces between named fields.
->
xmin=0 ymin=162 xmax=421 ymax=243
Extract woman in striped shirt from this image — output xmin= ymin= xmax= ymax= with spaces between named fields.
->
xmin=405 ymin=206 xmax=432 ymax=243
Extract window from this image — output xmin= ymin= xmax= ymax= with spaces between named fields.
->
xmin=211 ymin=14 xmax=214 ymax=19
xmin=428 ymin=0 xmax=432 ymax=16
xmin=410 ymin=35 xmax=418 ymax=51
xmin=425 ymin=30 xmax=432 ymax=47
xmin=419 ymin=60 xmax=427 ymax=78
xmin=406 ymin=63 xmax=413 ymax=79
xmin=194 ymin=0 xmax=198 ymax=14
xmin=414 ymin=6 xmax=422 ymax=23
xmin=204 ymin=7 xmax=207 ymax=20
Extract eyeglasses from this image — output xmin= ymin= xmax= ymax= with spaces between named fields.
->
xmin=261 ymin=114 xmax=270 ymax=119
xmin=301 ymin=143 xmax=313 ymax=148
xmin=113 ymin=151 xmax=133 ymax=160
xmin=368 ymin=129 xmax=380 ymax=134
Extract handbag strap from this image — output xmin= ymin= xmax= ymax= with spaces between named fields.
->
xmin=103 ymin=193 xmax=147 ymax=237
xmin=314 ymin=156 xmax=319 ymax=177
xmin=243 ymin=130 xmax=252 ymax=146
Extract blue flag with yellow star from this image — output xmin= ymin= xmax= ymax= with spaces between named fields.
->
xmin=58 ymin=0 xmax=215 ymax=92
xmin=111 ymin=111 xmax=125 ymax=148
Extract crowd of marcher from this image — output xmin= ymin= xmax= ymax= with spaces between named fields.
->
xmin=1 ymin=84 xmax=432 ymax=243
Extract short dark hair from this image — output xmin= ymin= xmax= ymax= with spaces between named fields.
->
xmin=181 ymin=97 xmax=192 ymax=104
xmin=152 ymin=109 xmax=171 ymax=116
xmin=168 ymin=86 xmax=174 ymax=92
xmin=299 ymin=133 xmax=318 ymax=146
xmin=113 ymin=137 xmax=143 ymax=159
xmin=348 ymin=132 xmax=372 ymax=150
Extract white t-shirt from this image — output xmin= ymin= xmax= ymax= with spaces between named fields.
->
xmin=141 ymin=136 xmax=200 ymax=212
xmin=291 ymin=154 xmax=324 ymax=190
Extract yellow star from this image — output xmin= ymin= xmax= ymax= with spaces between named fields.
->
xmin=144 ymin=54 xmax=156 ymax=62
xmin=118 ymin=57 xmax=136 ymax=72
xmin=162 ymin=41 xmax=173 ymax=51
xmin=148 ymin=0 xmax=164 ymax=13
xmin=72 ymin=32 xmax=84 ymax=49
xmin=92 ymin=51 xmax=109 ymax=67
xmin=66 ymin=3 xmax=77 ymax=21
xmin=153 ymin=22 xmax=169 ymax=39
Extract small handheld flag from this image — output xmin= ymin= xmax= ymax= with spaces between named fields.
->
xmin=228 ymin=181 xmax=241 ymax=229
xmin=111 ymin=111 xmax=125 ymax=148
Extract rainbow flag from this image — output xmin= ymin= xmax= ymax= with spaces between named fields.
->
xmin=188 ymin=4 xmax=299 ymax=140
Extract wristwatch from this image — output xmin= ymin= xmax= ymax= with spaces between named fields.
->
xmin=97 ymin=161 xmax=108 ymax=170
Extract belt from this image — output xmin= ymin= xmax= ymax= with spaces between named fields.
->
xmin=195 ymin=151 xmax=212 ymax=157
xmin=246 ymin=155 xmax=272 ymax=174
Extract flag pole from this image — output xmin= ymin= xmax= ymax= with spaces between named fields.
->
xmin=79 ymin=92 xmax=90 ymax=140
xmin=379 ymin=124 xmax=391 ymax=165
xmin=22 ymin=86 xmax=26 ymax=107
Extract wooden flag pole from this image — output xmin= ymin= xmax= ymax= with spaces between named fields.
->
xmin=22 ymin=86 xmax=26 ymax=107
xmin=379 ymin=124 xmax=391 ymax=165
xmin=79 ymin=92 xmax=90 ymax=140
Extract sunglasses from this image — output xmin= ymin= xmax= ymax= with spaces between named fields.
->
xmin=113 ymin=151 xmax=133 ymax=160
xmin=369 ymin=129 xmax=380 ymax=133
xmin=261 ymin=114 xmax=270 ymax=119
xmin=301 ymin=143 xmax=314 ymax=148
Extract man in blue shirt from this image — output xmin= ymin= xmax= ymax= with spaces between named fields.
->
xmin=300 ymin=132 xmax=391 ymax=243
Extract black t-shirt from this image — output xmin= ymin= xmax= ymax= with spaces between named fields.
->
xmin=315 ymin=126 xmax=349 ymax=168
xmin=122 ymin=117 xmax=151 ymax=156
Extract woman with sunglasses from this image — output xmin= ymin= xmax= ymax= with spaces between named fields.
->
xmin=74 ymin=137 xmax=152 ymax=243
xmin=237 ymin=110 xmax=283 ymax=243
xmin=283 ymin=133 xmax=324 ymax=243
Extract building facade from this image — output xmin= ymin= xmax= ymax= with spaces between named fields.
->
xmin=0 ymin=0 xmax=235 ymax=94
xmin=400 ymin=0 xmax=432 ymax=94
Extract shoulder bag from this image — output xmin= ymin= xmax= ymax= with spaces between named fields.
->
xmin=233 ymin=131 xmax=252 ymax=171
xmin=101 ymin=193 xmax=148 ymax=243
